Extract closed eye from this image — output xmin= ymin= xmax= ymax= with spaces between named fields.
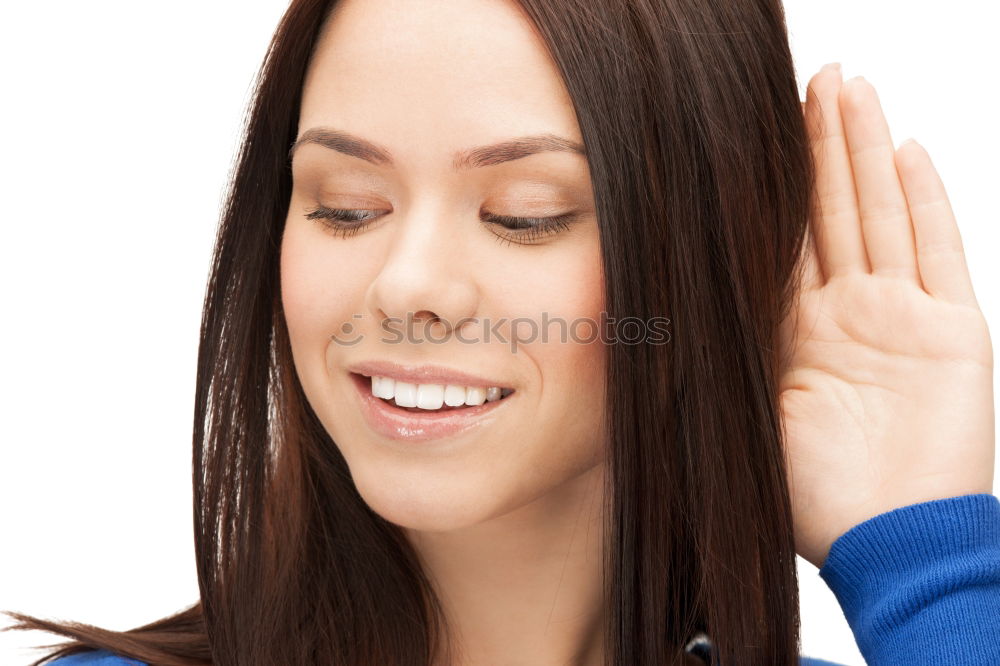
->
xmin=304 ymin=205 xmax=579 ymax=244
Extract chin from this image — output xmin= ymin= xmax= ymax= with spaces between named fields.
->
xmin=350 ymin=467 xmax=501 ymax=533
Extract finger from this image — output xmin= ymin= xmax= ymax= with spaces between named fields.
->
xmin=804 ymin=63 xmax=871 ymax=278
xmin=797 ymin=96 xmax=824 ymax=291
xmin=799 ymin=219 xmax=824 ymax=292
xmin=839 ymin=77 xmax=921 ymax=283
xmin=894 ymin=139 xmax=978 ymax=307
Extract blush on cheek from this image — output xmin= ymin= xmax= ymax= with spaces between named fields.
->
xmin=280 ymin=222 xmax=381 ymax=384
xmin=280 ymin=224 xmax=339 ymax=362
xmin=281 ymin=224 xmax=336 ymax=315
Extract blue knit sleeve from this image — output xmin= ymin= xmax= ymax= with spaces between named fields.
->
xmin=45 ymin=649 xmax=147 ymax=665
xmin=816 ymin=492 xmax=1000 ymax=664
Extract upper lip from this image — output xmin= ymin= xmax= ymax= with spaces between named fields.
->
xmin=347 ymin=359 xmax=514 ymax=389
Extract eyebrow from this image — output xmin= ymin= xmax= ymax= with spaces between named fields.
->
xmin=287 ymin=126 xmax=587 ymax=170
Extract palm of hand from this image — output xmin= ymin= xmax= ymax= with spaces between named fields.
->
xmin=779 ymin=65 xmax=994 ymax=569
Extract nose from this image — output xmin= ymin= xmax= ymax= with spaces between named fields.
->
xmin=364 ymin=204 xmax=479 ymax=341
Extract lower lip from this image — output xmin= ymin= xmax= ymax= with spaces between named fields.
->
xmin=349 ymin=372 xmax=515 ymax=443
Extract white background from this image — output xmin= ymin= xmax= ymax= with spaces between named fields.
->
xmin=1 ymin=2 xmax=997 ymax=665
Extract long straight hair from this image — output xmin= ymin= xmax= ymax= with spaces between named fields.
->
xmin=5 ymin=1 xmax=814 ymax=664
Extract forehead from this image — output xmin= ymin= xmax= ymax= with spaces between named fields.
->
xmin=298 ymin=0 xmax=582 ymax=167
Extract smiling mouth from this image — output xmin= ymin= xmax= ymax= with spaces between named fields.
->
xmin=350 ymin=372 xmax=515 ymax=414
xmin=377 ymin=393 xmax=514 ymax=413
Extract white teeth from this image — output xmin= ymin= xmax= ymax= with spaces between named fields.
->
xmin=372 ymin=375 xmax=395 ymax=399
xmin=444 ymin=385 xmax=467 ymax=406
xmin=368 ymin=375 xmax=511 ymax=410
xmin=393 ymin=381 xmax=418 ymax=408
xmin=416 ymin=384 xmax=444 ymax=410
xmin=465 ymin=386 xmax=486 ymax=406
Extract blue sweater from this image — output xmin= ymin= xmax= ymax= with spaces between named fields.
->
xmin=44 ymin=493 xmax=1000 ymax=666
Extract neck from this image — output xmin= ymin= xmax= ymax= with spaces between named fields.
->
xmin=407 ymin=462 xmax=608 ymax=666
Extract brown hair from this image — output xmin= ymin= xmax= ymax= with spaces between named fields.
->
xmin=4 ymin=0 xmax=814 ymax=664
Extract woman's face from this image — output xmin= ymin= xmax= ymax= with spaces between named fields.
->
xmin=281 ymin=0 xmax=607 ymax=532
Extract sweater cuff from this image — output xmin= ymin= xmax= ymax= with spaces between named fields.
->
xmin=817 ymin=493 xmax=1000 ymax=660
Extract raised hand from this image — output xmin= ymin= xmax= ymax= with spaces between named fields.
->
xmin=779 ymin=63 xmax=995 ymax=569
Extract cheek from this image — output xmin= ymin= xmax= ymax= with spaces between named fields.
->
xmin=502 ymin=239 xmax=608 ymax=468
xmin=550 ymin=254 xmax=606 ymax=425
xmin=279 ymin=221 xmax=366 ymax=388
xmin=523 ymin=240 xmax=605 ymax=377
xmin=280 ymin=223 xmax=328 ymax=350
xmin=538 ymin=261 xmax=605 ymax=402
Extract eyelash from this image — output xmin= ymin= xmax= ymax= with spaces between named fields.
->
xmin=303 ymin=205 xmax=576 ymax=246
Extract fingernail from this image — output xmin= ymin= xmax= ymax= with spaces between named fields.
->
xmin=900 ymin=138 xmax=919 ymax=148
xmin=823 ymin=62 xmax=841 ymax=73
